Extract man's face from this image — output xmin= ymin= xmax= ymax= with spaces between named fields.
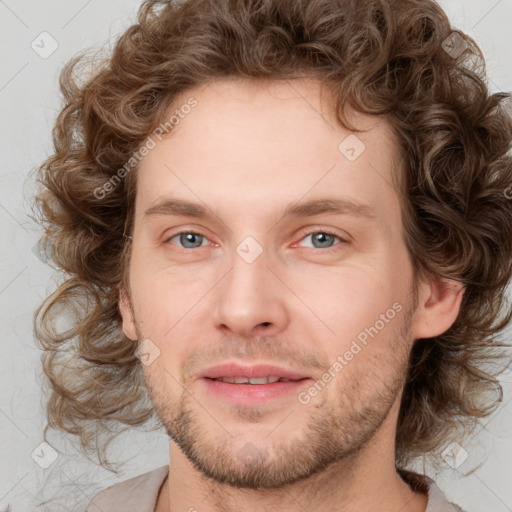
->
xmin=120 ymin=78 xmax=419 ymax=488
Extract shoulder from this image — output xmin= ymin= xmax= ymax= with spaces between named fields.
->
xmin=397 ymin=468 xmax=467 ymax=512
xmin=425 ymin=479 xmax=466 ymax=512
xmin=85 ymin=465 xmax=169 ymax=512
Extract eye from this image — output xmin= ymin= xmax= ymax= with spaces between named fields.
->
xmin=164 ymin=231 xmax=210 ymax=249
xmin=163 ymin=229 xmax=348 ymax=252
xmin=295 ymin=230 xmax=347 ymax=252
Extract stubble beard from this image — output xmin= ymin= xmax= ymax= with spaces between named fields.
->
xmin=135 ymin=300 xmax=416 ymax=490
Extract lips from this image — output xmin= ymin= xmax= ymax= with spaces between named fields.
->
xmin=212 ymin=376 xmax=297 ymax=384
xmin=198 ymin=363 xmax=309 ymax=382
xmin=198 ymin=363 xmax=312 ymax=405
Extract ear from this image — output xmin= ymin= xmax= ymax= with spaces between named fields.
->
xmin=412 ymin=273 xmax=465 ymax=339
xmin=119 ymin=285 xmax=137 ymax=341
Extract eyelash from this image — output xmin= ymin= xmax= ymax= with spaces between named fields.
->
xmin=294 ymin=229 xmax=347 ymax=252
xmin=163 ymin=229 xmax=347 ymax=253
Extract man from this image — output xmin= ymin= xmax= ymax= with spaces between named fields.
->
xmin=33 ymin=0 xmax=512 ymax=511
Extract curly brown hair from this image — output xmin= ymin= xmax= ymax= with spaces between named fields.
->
xmin=33 ymin=0 xmax=512 ymax=472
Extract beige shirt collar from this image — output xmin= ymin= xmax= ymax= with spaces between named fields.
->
xmin=86 ymin=465 xmax=465 ymax=512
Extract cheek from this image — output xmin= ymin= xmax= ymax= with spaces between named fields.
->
xmin=128 ymin=231 xmax=413 ymax=354
xmin=287 ymin=260 xmax=410 ymax=356
xmin=128 ymin=248 xmax=214 ymax=339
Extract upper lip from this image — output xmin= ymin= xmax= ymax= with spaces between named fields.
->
xmin=198 ymin=363 xmax=310 ymax=380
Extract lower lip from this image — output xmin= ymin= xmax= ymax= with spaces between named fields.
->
xmin=201 ymin=378 xmax=312 ymax=405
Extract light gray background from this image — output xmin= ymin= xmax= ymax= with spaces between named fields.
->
xmin=1 ymin=1 xmax=511 ymax=511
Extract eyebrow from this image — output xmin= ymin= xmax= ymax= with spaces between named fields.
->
xmin=143 ymin=197 xmax=376 ymax=221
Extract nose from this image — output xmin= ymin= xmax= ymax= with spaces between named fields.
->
xmin=212 ymin=244 xmax=290 ymax=338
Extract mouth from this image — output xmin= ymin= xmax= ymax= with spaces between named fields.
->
xmin=206 ymin=376 xmax=306 ymax=384
xmin=198 ymin=362 xmax=310 ymax=381
xmin=198 ymin=363 xmax=313 ymax=405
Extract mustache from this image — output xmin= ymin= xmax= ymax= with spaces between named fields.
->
xmin=180 ymin=335 xmax=326 ymax=380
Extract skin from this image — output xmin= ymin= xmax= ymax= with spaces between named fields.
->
xmin=119 ymin=77 xmax=464 ymax=512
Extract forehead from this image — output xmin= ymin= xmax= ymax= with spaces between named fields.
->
xmin=135 ymin=78 xmax=402 ymax=227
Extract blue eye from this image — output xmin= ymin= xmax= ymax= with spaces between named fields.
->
xmin=166 ymin=232 xmax=208 ymax=249
xmin=297 ymin=231 xmax=344 ymax=251
xmin=164 ymin=230 xmax=346 ymax=252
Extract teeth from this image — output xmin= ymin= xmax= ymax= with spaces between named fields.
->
xmin=215 ymin=376 xmax=282 ymax=384
xmin=249 ymin=376 xmax=280 ymax=384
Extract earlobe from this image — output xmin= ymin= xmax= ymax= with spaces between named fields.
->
xmin=412 ymin=274 xmax=465 ymax=340
xmin=118 ymin=286 xmax=137 ymax=340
